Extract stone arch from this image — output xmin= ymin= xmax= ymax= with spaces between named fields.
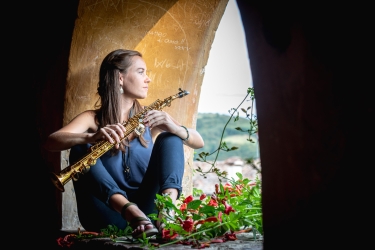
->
xmin=61 ymin=0 xmax=229 ymax=230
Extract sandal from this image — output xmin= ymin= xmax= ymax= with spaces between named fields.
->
xmin=121 ymin=202 xmax=158 ymax=239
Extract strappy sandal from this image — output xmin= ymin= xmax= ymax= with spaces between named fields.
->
xmin=121 ymin=202 xmax=158 ymax=239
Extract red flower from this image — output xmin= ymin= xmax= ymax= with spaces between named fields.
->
xmin=180 ymin=202 xmax=187 ymax=212
xmin=195 ymin=219 xmax=205 ymax=225
xmin=217 ymin=211 xmax=223 ymax=222
xmin=56 ymin=235 xmax=75 ymax=248
xmin=215 ymin=184 xmax=219 ymax=194
xmin=194 ymin=212 xmax=222 ymax=226
xmin=183 ymin=195 xmax=193 ymax=204
xmin=223 ymin=200 xmax=235 ymax=214
xmin=204 ymin=216 xmax=219 ymax=223
xmin=199 ymin=194 xmax=207 ymax=200
xmin=224 ymin=232 xmax=237 ymax=241
xmin=182 ymin=217 xmax=194 ymax=232
xmin=224 ymin=183 xmax=233 ymax=191
xmin=224 ymin=206 xmax=235 ymax=215
xmin=207 ymin=197 xmax=218 ymax=207
xmin=249 ymin=181 xmax=257 ymax=187
xmin=161 ymin=228 xmax=178 ymax=240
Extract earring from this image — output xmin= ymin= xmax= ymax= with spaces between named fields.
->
xmin=120 ymin=86 xmax=124 ymax=94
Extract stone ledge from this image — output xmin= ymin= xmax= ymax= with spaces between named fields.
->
xmin=59 ymin=233 xmax=263 ymax=249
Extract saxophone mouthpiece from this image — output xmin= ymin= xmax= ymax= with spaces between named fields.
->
xmin=178 ymin=88 xmax=189 ymax=98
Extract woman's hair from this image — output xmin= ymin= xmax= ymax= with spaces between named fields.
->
xmin=95 ymin=49 xmax=148 ymax=153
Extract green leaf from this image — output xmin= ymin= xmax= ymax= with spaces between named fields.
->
xmin=199 ymin=204 xmax=217 ymax=215
xmin=187 ymin=200 xmax=202 ymax=210
xmin=236 ymin=172 xmax=243 ymax=179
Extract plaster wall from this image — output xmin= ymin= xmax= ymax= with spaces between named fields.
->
xmin=60 ymin=0 xmax=229 ymax=230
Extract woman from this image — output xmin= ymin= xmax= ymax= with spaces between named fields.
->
xmin=44 ymin=49 xmax=204 ymax=238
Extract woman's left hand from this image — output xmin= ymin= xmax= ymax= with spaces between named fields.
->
xmin=144 ymin=110 xmax=205 ymax=149
xmin=143 ymin=110 xmax=178 ymax=133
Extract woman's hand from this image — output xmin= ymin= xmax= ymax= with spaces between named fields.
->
xmin=44 ymin=110 xmax=131 ymax=152
xmin=93 ymin=123 xmax=126 ymax=148
xmin=143 ymin=110 xmax=178 ymax=132
xmin=144 ymin=110 xmax=204 ymax=149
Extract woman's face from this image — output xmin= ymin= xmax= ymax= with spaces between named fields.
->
xmin=121 ymin=56 xmax=150 ymax=100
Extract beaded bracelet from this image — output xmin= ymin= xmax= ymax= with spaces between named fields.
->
xmin=180 ymin=125 xmax=190 ymax=141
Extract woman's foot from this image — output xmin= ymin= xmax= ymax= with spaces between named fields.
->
xmin=121 ymin=202 xmax=158 ymax=239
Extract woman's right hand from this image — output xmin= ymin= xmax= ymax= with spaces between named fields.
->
xmin=44 ymin=111 xmax=127 ymax=152
xmin=93 ymin=123 xmax=127 ymax=148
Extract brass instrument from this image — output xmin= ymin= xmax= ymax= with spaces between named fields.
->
xmin=50 ymin=88 xmax=190 ymax=192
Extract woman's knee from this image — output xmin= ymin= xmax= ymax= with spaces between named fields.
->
xmin=155 ymin=132 xmax=183 ymax=148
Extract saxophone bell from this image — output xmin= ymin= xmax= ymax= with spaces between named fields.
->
xmin=50 ymin=172 xmax=67 ymax=192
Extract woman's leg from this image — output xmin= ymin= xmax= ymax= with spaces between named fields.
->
xmin=71 ymin=144 xmax=158 ymax=236
xmin=133 ymin=132 xmax=185 ymax=217
xmin=72 ymin=186 xmax=126 ymax=232
xmin=70 ymin=144 xmax=128 ymax=231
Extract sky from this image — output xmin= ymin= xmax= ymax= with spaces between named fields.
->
xmin=198 ymin=0 xmax=253 ymax=116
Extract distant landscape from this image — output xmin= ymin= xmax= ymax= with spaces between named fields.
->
xmin=195 ymin=113 xmax=259 ymax=161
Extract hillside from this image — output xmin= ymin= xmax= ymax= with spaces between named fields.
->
xmin=195 ymin=113 xmax=259 ymax=161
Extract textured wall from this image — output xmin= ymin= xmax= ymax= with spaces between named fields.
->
xmin=61 ymin=0 xmax=229 ymax=230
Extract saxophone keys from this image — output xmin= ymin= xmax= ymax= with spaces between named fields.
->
xmin=82 ymin=165 xmax=91 ymax=173
xmin=134 ymin=124 xmax=145 ymax=135
xmin=87 ymin=158 xmax=97 ymax=166
xmin=71 ymin=170 xmax=80 ymax=181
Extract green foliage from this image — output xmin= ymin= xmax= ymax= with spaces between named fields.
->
xmin=196 ymin=113 xmax=259 ymax=161
xmin=150 ymin=174 xmax=263 ymax=247
xmin=100 ymin=224 xmax=131 ymax=237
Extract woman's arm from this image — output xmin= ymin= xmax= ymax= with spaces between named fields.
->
xmin=145 ymin=110 xmax=204 ymax=149
xmin=44 ymin=110 xmax=99 ymax=152
xmin=44 ymin=110 xmax=126 ymax=152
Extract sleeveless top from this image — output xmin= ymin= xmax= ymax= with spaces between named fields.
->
xmin=100 ymin=126 xmax=153 ymax=191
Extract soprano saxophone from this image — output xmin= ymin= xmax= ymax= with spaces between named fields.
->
xmin=50 ymin=88 xmax=189 ymax=192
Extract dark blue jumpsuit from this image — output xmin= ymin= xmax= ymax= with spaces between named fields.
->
xmin=69 ymin=128 xmax=185 ymax=232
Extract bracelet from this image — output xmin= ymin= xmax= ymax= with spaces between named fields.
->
xmin=180 ymin=125 xmax=189 ymax=141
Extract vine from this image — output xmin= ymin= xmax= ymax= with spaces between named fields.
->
xmin=195 ymin=87 xmax=260 ymax=181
